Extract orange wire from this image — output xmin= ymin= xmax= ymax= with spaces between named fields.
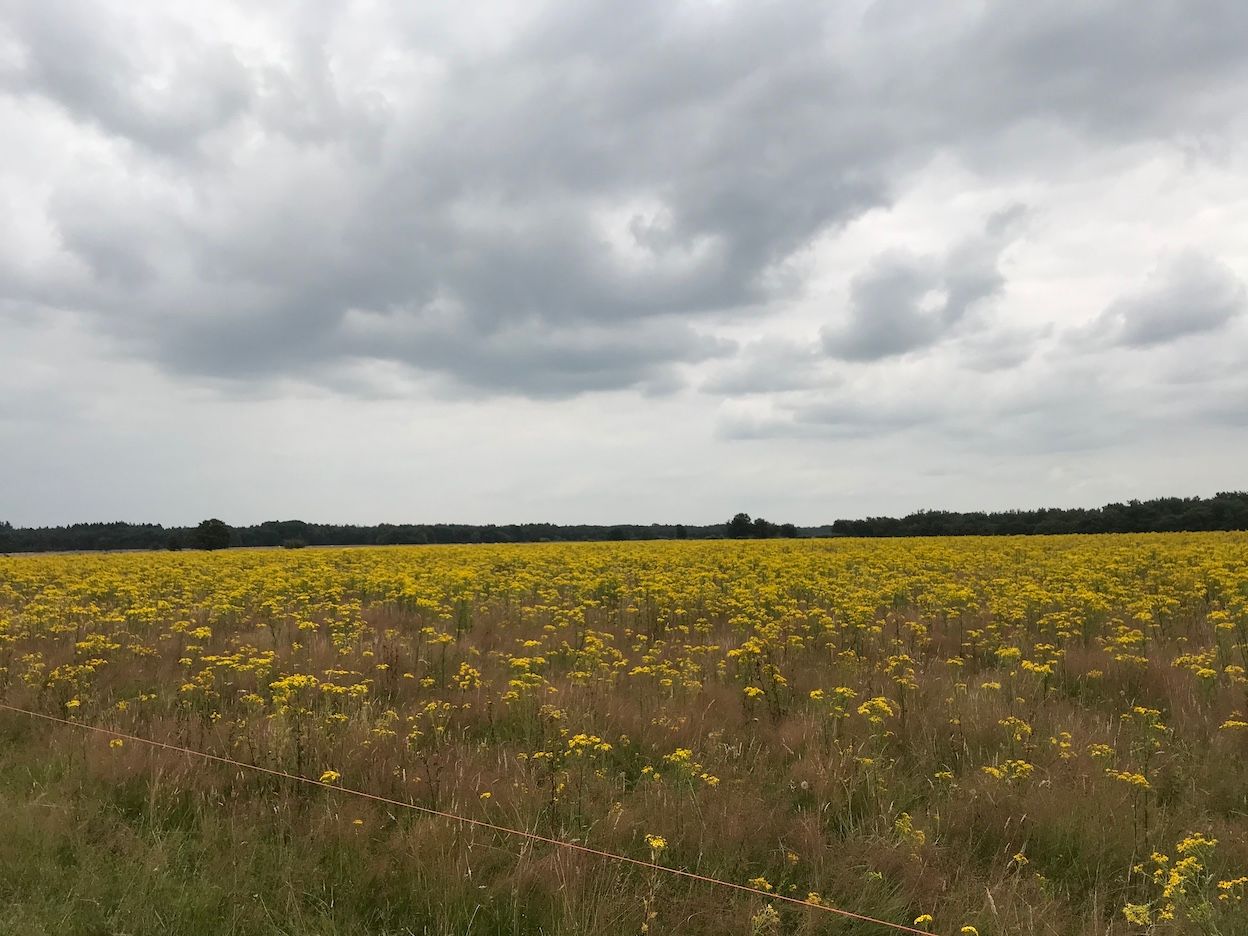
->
xmin=0 ymin=701 xmax=938 ymax=935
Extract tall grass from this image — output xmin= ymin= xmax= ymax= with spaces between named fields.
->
xmin=1 ymin=536 xmax=1247 ymax=934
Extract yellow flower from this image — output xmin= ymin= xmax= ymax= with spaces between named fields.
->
xmin=1123 ymin=901 xmax=1150 ymax=922
xmin=319 ymin=769 xmax=341 ymax=784
xmin=645 ymin=834 xmax=666 ymax=852
xmin=856 ymin=696 xmax=896 ymax=723
xmin=109 ymin=738 xmax=124 ymax=749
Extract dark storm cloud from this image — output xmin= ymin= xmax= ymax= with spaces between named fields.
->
xmin=1082 ymin=253 xmax=1247 ymax=349
xmin=2 ymin=0 xmax=1247 ymax=397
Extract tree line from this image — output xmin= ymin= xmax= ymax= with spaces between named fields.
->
xmin=0 ymin=519 xmax=734 ymax=553
xmin=829 ymin=491 xmax=1248 ymax=537
xmin=2 ymin=492 xmax=1246 ymax=553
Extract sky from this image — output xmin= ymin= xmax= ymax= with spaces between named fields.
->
xmin=2 ymin=0 xmax=1247 ymax=528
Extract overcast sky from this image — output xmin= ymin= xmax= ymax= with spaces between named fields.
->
xmin=2 ymin=0 xmax=1247 ymax=527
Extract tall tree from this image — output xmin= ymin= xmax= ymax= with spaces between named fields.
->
xmin=194 ymin=518 xmax=232 ymax=550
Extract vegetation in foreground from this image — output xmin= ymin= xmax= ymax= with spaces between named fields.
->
xmin=1 ymin=536 xmax=1247 ymax=935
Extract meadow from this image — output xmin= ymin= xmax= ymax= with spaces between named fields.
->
xmin=1 ymin=535 xmax=1247 ymax=935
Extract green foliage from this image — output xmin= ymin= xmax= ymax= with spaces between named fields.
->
xmin=193 ymin=518 xmax=232 ymax=551
xmin=832 ymin=491 xmax=1248 ymax=537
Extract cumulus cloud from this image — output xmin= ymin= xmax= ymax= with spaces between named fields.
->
xmin=1 ymin=0 xmax=253 ymax=154
xmin=821 ymin=206 xmax=1025 ymax=361
xmin=1080 ymin=253 xmax=1246 ymax=349
xmin=820 ymin=252 xmax=949 ymax=361
xmin=3 ymin=1 xmax=1248 ymax=399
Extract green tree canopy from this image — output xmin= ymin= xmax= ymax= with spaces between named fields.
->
xmin=193 ymin=518 xmax=232 ymax=550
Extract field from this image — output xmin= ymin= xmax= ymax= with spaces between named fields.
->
xmin=2 ymin=536 xmax=1247 ymax=936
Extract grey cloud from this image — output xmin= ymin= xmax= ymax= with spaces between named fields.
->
xmin=718 ymin=391 xmax=940 ymax=442
xmin=861 ymin=1 xmax=1248 ymax=148
xmin=3 ymin=1 xmax=1247 ymax=399
xmin=789 ymin=396 xmax=939 ymax=437
xmin=717 ymin=359 xmax=1126 ymax=453
xmin=962 ymin=364 xmax=1139 ymax=454
xmin=1087 ymin=253 xmax=1246 ymax=349
xmin=700 ymin=338 xmax=827 ymax=396
xmin=335 ymin=309 xmax=736 ymax=398
xmin=140 ymin=294 xmax=735 ymax=400
xmin=821 ymin=252 xmax=946 ymax=361
xmin=952 ymin=323 xmax=1053 ymax=373
xmin=721 ymin=322 xmax=1248 ymax=454
xmin=1204 ymin=374 xmax=1248 ymax=427
xmin=821 ymin=206 xmax=1025 ymax=361
xmin=2 ymin=0 xmax=252 ymax=154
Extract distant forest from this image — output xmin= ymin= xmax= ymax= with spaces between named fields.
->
xmin=0 ymin=520 xmax=740 ymax=553
xmin=829 ymin=491 xmax=1248 ymax=537
xmin=1 ymin=492 xmax=1246 ymax=553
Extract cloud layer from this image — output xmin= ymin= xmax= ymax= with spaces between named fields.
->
xmin=1087 ymin=253 xmax=1246 ymax=348
xmin=2 ymin=0 xmax=1247 ymax=523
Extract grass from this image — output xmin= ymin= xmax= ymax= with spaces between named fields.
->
xmin=1 ymin=535 xmax=1247 ymax=934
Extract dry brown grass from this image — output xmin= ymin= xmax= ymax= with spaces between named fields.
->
xmin=1 ymin=536 xmax=1247 ymax=935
